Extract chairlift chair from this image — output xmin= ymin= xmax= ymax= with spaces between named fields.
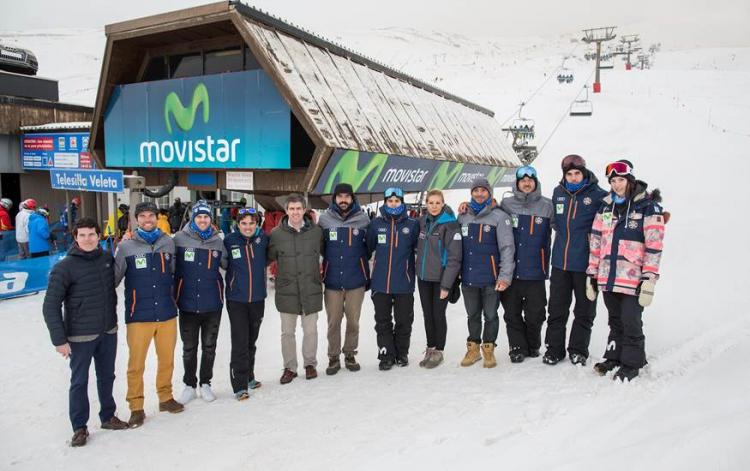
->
xmin=570 ymin=86 xmax=593 ymax=117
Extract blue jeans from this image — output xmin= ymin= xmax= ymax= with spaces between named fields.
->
xmin=69 ymin=333 xmax=117 ymax=431
xmin=462 ymin=285 xmax=500 ymax=344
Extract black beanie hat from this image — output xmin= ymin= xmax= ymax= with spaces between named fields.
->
xmin=333 ymin=183 xmax=354 ymax=198
xmin=134 ymin=201 xmax=158 ymax=217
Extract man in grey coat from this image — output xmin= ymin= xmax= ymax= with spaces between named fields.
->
xmin=268 ymin=194 xmax=325 ymax=384
xmin=317 ymin=183 xmax=371 ymax=375
xmin=457 ymin=177 xmax=515 ymax=368
xmin=499 ymin=166 xmax=554 ymax=363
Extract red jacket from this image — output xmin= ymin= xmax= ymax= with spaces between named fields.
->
xmin=0 ymin=207 xmax=13 ymax=231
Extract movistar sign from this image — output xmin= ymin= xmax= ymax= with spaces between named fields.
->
xmin=104 ymin=70 xmax=290 ymax=169
xmin=314 ymin=149 xmax=516 ymax=194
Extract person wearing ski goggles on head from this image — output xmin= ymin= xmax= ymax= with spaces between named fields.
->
xmin=543 ymin=154 xmax=608 ymax=367
xmin=366 ymin=187 xmax=420 ymax=370
xmin=223 ymin=207 xmax=268 ymax=400
xmin=499 ymin=166 xmax=554 ymax=364
xmin=587 ymin=160 xmax=666 ymax=382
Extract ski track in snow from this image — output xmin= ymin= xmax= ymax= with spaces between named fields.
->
xmin=1 ymin=27 xmax=749 ymax=470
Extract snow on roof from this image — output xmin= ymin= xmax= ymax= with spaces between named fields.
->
xmin=20 ymin=121 xmax=91 ymax=132
xmin=241 ymin=17 xmax=521 ymax=167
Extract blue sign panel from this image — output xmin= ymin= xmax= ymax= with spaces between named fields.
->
xmin=21 ymin=132 xmax=95 ymax=170
xmin=187 ymin=172 xmax=217 ymax=187
xmin=50 ymin=169 xmax=124 ymax=193
xmin=103 ymin=70 xmax=291 ymax=170
xmin=0 ymin=253 xmax=64 ymax=299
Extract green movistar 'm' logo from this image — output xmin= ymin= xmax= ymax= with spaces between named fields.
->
xmin=164 ymin=83 xmax=210 ymax=134
xmin=323 ymin=150 xmax=388 ymax=193
xmin=428 ymin=162 xmax=465 ymax=190
xmin=486 ymin=167 xmax=507 ymax=186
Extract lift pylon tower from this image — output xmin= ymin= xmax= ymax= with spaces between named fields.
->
xmin=618 ymin=34 xmax=641 ymax=70
xmin=582 ymin=26 xmax=617 ymax=93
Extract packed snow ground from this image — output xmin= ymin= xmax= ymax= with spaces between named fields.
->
xmin=1 ymin=26 xmax=750 ymax=470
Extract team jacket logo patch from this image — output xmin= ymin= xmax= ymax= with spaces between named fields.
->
xmin=627 ymin=220 xmax=639 ymax=230
xmin=535 ymin=216 xmax=543 ymax=225
xmin=402 ymin=227 xmax=410 ymax=234
xmin=583 ymin=197 xmax=592 ymax=206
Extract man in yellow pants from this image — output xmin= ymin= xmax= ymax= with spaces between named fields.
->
xmin=114 ymin=202 xmax=184 ymax=427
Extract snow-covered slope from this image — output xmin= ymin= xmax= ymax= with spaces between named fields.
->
xmin=1 ymin=26 xmax=749 ymax=470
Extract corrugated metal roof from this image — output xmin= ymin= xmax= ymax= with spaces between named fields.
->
xmin=238 ymin=16 xmax=521 ymax=167
xmin=20 ymin=121 xmax=91 ymax=131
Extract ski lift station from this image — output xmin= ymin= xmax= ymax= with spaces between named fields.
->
xmin=89 ymin=1 xmax=521 ymax=208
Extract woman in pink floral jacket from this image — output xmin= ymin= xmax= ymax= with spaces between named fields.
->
xmin=586 ymin=159 xmax=666 ymax=382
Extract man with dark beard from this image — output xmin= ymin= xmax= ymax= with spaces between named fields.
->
xmin=318 ymin=184 xmax=371 ymax=375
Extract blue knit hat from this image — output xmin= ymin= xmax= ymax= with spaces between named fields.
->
xmin=191 ymin=201 xmax=212 ymax=220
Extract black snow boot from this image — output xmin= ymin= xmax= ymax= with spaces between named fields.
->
xmin=542 ymin=353 xmax=562 ymax=365
xmin=379 ymin=358 xmax=395 ymax=371
xmin=593 ymin=359 xmax=620 ymax=376
xmin=569 ymin=353 xmax=587 ymax=366
xmin=395 ymin=355 xmax=409 ymax=367
xmin=613 ymin=366 xmax=639 ymax=382
xmin=509 ymin=348 xmax=525 ymax=364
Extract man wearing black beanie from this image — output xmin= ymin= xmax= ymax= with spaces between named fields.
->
xmin=318 ymin=182 xmax=371 ymax=375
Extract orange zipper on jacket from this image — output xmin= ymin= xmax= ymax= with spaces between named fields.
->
xmin=130 ymin=289 xmax=136 ymax=317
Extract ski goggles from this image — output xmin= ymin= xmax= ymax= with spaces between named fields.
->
xmin=384 ymin=187 xmax=404 ymax=199
xmin=238 ymin=207 xmax=258 ymax=215
xmin=515 ymin=166 xmax=538 ymax=180
xmin=237 ymin=207 xmax=259 ymax=221
xmin=605 ymin=161 xmax=633 ymax=178
xmin=561 ymin=154 xmax=586 ymax=171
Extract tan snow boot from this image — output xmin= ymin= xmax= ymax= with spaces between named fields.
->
xmin=481 ymin=343 xmax=497 ymax=368
xmin=460 ymin=341 xmax=482 ymax=367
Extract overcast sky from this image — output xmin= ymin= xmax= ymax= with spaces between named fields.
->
xmin=3 ymin=0 xmax=749 ymax=47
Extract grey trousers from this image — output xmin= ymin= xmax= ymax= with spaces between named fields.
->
xmin=280 ymin=312 xmax=319 ymax=372
xmin=324 ymin=287 xmax=365 ymax=357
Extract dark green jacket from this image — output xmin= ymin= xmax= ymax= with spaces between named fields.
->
xmin=268 ymin=215 xmax=324 ymax=314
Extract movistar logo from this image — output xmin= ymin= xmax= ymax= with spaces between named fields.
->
xmin=323 ymin=150 xmax=388 ymax=193
xmin=139 ymin=82 xmax=240 ymax=165
xmin=164 ymin=83 xmax=209 ymax=134
xmin=428 ymin=162 xmax=464 ymax=189
xmin=486 ymin=167 xmax=507 ymax=186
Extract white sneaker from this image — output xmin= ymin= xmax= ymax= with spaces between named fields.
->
xmin=178 ymin=385 xmax=197 ymax=405
xmin=200 ymin=384 xmax=216 ymax=402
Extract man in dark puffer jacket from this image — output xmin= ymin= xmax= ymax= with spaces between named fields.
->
xmin=42 ymin=218 xmax=128 ymax=447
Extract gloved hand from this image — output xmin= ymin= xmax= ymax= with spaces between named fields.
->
xmin=638 ymin=278 xmax=656 ymax=307
xmin=585 ymin=275 xmax=598 ymax=301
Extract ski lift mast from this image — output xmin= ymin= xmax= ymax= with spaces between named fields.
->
xmin=581 ymin=26 xmax=617 ymax=93
xmin=617 ymin=34 xmax=641 ymax=70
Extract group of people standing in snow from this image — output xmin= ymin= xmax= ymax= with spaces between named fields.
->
xmin=41 ymin=154 xmax=666 ymax=447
